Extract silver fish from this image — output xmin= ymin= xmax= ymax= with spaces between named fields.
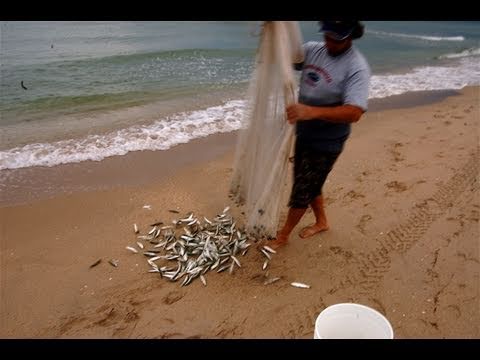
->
xmin=261 ymin=249 xmax=271 ymax=260
xmin=263 ymin=245 xmax=277 ymax=254
xmin=210 ymin=258 xmax=221 ymax=270
xmin=264 ymin=277 xmax=281 ymax=285
xmin=182 ymin=275 xmax=193 ymax=287
xmin=144 ymin=252 xmax=159 ymax=257
xmin=291 ymin=282 xmax=311 ymax=289
xmin=200 ymin=275 xmax=207 ymax=286
xmin=201 ymin=265 xmax=210 ymax=275
xmin=217 ymin=264 xmax=230 ymax=273
xmin=262 ymin=260 xmax=268 ymax=270
xmin=180 ymin=213 xmax=194 ymax=222
xmin=108 ymin=259 xmax=119 ymax=267
xmin=133 ymin=223 xmax=139 ymax=234
xmin=163 ymin=272 xmax=175 ymax=280
xmin=148 ymin=227 xmax=157 ymax=235
xmin=126 ymin=246 xmax=138 ymax=253
xmin=136 ymin=242 xmax=144 ymax=249
xmin=172 ymin=266 xmax=182 ymax=281
xmin=231 ymin=255 xmax=241 ymax=267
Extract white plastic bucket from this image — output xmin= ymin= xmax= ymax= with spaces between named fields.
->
xmin=314 ymin=303 xmax=394 ymax=339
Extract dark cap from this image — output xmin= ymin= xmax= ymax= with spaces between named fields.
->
xmin=319 ymin=21 xmax=364 ymax=41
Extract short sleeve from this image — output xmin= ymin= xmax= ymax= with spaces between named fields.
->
xmin=343 ymin=66 xmax=371 ymax=112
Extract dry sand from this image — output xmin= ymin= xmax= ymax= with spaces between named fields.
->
xmin=1 ymin=86 xmax=478 ymax=339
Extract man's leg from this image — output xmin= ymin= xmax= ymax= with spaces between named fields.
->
xmin=268 ymin=207 xmax=307 ymax=249
xmin=299 ymin=195 xmax=329 ymax=238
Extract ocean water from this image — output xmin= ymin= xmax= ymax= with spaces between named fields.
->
xmin=1 ymin=21 xmax=479 ymax=170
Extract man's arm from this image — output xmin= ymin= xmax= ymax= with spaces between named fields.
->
xmin=286 ymin=103 xmax=364 ymax=124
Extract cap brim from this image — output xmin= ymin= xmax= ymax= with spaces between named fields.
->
xmin=322 ymin=30 xmax=351 ymax=41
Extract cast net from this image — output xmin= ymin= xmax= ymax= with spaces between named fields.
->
xmin=230 ymin=21 xmax=304 ymax=239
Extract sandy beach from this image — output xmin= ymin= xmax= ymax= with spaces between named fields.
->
xmin=1 ymin=86 xmax=478 ymax=339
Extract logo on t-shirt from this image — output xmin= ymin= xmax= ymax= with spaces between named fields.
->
xmin=303 ymin=64 xmax=332 ymax=87
xmin=307 ymin=71 xmax=319 ymax=82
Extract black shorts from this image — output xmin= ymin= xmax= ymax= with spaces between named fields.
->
xmin=288 ymin=142 xmax=341 ymax=209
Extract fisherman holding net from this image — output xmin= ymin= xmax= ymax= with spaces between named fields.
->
xmin=270 ymin=21 xmax=371 ymax=249
xmin=230 ymin=21 xmax=371 ymax=249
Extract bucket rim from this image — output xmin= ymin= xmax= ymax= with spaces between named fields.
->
xmin=315 ymin=302 xmax=394 ymax=339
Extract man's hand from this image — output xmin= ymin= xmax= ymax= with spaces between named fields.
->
xmin=286 ymin=104 xmax=312 ymax=124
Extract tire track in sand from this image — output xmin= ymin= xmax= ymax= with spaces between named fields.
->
xmin=281 ymin=148 xmax=478 ymax=338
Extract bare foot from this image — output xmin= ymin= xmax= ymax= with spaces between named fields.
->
xmin=267 ymin=231 xmax=289 ymax=250
xmin=299 ymin=223 xmax=329 ymax=239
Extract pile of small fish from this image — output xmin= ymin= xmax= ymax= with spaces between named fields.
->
xmin=124 ymin=206 xmax=311 ymax=290
xmin=126 ymin=207 xmax=254 ymax=287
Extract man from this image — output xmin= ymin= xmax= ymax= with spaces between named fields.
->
xmin=269 ymin=21 xmax=371 ymax=249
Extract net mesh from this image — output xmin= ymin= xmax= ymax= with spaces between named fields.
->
xmin=230 ymin=22 xmax=304 ymax=239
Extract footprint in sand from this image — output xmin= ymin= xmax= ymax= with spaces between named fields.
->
xmin=468 ymin=209 xmax=479 ymax=222
xmin=58 ymin=315 xmax=88 ymax=335
xmin=328 ymin=246 xmax=353 ymax=261
xmin=356 ymin=214 xmax=373 ymax=234
xmin=446 ymin=304 xmax=461 ymax=318
xmin=94 ymin=307 xmax=118 ymax=327
xmin=162 ymin=291 xmax=184 ymax=305
xmin=124 ymin=309 xmax=140 ymax=323
xmin=343 ymin=190 xmax=365 ymax=202
xmin=385 ymin=181 xmax=408 ymax=193
xmin=324 ymin=196 xmax=335 ymax=205
xmin=355 ymin=170 xmax=372 ymax=183
xmin=389 ymin=142 xmax=404 ymax=162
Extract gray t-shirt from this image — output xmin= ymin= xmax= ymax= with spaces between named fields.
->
xmin=295 ymin=41 xmax=371 ymax=153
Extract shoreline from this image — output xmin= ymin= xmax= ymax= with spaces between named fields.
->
xmin=0 ymin=88 xmax=463 ymax=207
